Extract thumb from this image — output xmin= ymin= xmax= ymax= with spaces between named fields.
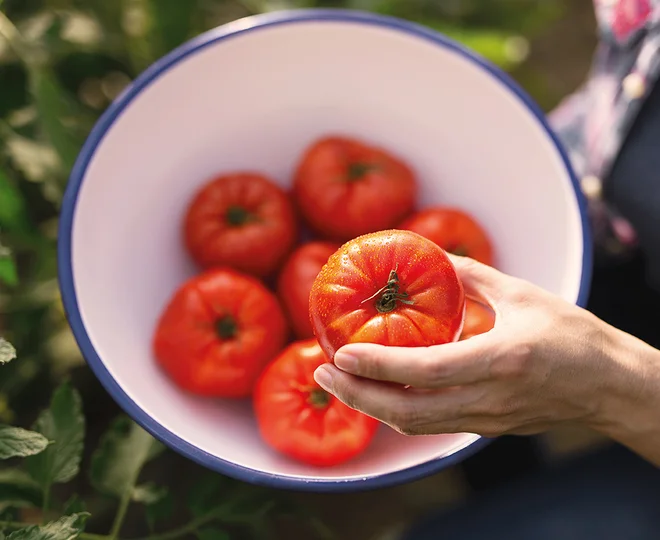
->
xmin=446 ymin=254 xmax=512 ymax=307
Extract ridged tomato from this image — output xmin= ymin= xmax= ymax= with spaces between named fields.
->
xmin=400 ymin=207 xmax=494 ymax=266
xmin=309 ymin=230 xmax=465 ymax=359
xmin=254 ymin=339 xmax=379 ymax=467
xmin=293 ymin=136 xmax=417 ymax=242
xmin=153 ymin=268 xmax=287 ymax=398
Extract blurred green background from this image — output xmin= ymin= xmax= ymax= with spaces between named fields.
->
xmin=0 ymin=1 xmax=596 ymax=539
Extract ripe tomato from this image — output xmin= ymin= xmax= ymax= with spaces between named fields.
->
xmin=254 ymin=339 xmax=380 ymax=467
xmin=276 ymin=241 xmax=340 ymax=340
xmin=461 ymin=298 xmax=495 ymax=340
xmin=153 ymin=268 xmax=287 ymax=398
xmin=184 ymin=172 xmax=297 ymax=278
xmin=293 ymin=136 xmax=417 ymax=242
xmin=309 ymin=230 xmax=465 ymax=359
xmin=400 ymin=207 xmax=494 ymax=266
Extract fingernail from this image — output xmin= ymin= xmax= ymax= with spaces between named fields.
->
xmin=334 ymin=352 xmax=358 ymax=372
xmin=314 ymin=365 xmax=334 ymax=391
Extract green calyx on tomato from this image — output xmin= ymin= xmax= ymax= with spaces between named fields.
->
xmin=362 ymin=265 xmax=415 ymax=314
xmin=448 ymin=245 xmax=469 ymax=257
xmin=215 ymin=315 xmax=238 ymax=339
xmin=308 ymin=388 xmax=331 ymax=409
xmin=346 ymin=162 xmax=377 ymax=182
xmin=225 ymin=205 xmax=253 ymax=226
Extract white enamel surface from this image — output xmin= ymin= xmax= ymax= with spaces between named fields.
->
xmin=70 ymin=20 xmax=584 ymax=480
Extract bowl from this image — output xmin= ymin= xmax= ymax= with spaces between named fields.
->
xmin=58 ymin=8 xmax=592 ymax=492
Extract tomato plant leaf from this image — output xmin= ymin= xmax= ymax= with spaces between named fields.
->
xmin=25 ymin=382 xmax=85 ymax=489
xmin=187 ymin=474 xmax=229 ymax=517
xmin=6 ymin=513 xmax=89 ymax=540
xmin=148 ymin=0 xmax=197 ymax=56
xmin=90 ymin=417 xmax=159 ymax=499
xmin=132 ymin=483 xmax=167 ymax=505
xmin=0 ymin=469 xmax=42 ymax=512
xmin=0 ymin=339 xmax=16 ymax=365
xmin=0 ymin=426 xmax=50 ymax=459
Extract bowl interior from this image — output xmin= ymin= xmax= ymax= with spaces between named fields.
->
xmin=65 ymin=14 xmax=586 ymax=483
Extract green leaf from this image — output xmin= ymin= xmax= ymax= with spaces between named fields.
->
xmin=132 ymin=483 xmax=167 ymax=505
xmin=0 ymin=426 xmax=50 ymax=459
xmin=26 ymin=382 xmax=85 ymax=489
xmin=145 ymin=491 xmax=173 ymax=532
xmin=0 ymin=340 xmax=16 ymax=365
xmin=0 ymin=253 xmax=18 ymax=288
xmin=90 ymin=417 xmax=160 ymax=499
xmin=0 ymin=167 xmax=30 ymax=232
xmin=63 ymin=494 xmax=86 ymax=516
xmin=196 ymin=528 xmax=230 ymax=540
xmin=6 ymin=513 xmax=89 ymax=540
xmin=0 ymin=468 xmax=42 ymax=512
xmin=27 ymin=67 xmax=83 ymax=173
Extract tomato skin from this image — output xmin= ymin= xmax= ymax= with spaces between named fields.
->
xmin=293 ymin=136 xmax=417 ymax=242
xmin=254 ymin=339 xmax=380 ymax=467
xmin=276 ymin=242 xmax=340 ymax=340
xmin=309 ymin=230 xmax=465 ymax=360
xmin=400 ymin=207 xmax=494 ymax=266
xmin=184 ymin=173 xmax=298 ymax=278
xmin=153 ymin=268 xmax=288 ymax=398
xmin=460 ymin=298 xmax=495 ymax=340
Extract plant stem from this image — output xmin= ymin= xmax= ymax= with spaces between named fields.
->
xmin=109 ymin=491 xmax=132 ymax=540
xmin=0 ymin=9 xmax=29 ymax=60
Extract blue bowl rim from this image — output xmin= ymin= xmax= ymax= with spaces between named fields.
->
xmin=57 ymin=7 xmax=593 ymax=493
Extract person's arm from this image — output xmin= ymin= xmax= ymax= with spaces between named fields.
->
xmin=312 ymin=255 xmax=660 ymax=467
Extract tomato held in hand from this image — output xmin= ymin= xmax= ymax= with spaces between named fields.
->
xmin=309 ymin=230 xmax=465 ymax=359
xmin=460 ymin=298 xmax=495 ymax=340
xmin=254 ymin=339 xmax=380 ymax=467
xmin=153 ymin=268 xmax=288 ymax=398
xmin=277 ymin=241 xmax=340 ymax=340
xmin=184 ymin=173 xmax=297 ymax=278
xmin=400 ymin=207 xmax=494 ymax=266
xmin=293 ymin=136 xmax=417 ymax=242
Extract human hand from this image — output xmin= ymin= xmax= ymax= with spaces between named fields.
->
xmin=312 ymin=255 xmax=651 ymax=439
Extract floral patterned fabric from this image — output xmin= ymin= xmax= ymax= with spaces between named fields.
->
xmin=549 ymin=0 xmax=660 ymax=257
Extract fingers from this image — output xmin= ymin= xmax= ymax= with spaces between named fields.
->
xmin=333 ymin=336 xmax=502 ymax=388
xmin=313 ymin=363 xmax=477 ymax=435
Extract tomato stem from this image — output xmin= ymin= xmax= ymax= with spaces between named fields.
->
xmin=448 ymin=245 xmax=469 ymax=257
xmin=346 ymin=162 xmax=376 ymax=182
xmin=362 ymin=264 xmax=414 ymax=314
xmin=225 ymin=205 xmax=252 ymax=226
xmin=215 ymin=315 xmax=237 ymax=339
xmin=308 ymin=388 xmax=331 ymax=409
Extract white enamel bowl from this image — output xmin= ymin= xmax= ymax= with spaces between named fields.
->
xmin=58 ymin=9 xmax=592 ymax=492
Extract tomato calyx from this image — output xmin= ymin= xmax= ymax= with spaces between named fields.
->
xmin=346 ymin=162 xmax=377 ymax=182
xmin=225 ymin=205 xmax=254 ymax=226
xmin=447 ymin=245 xmax=469 ymax=257
xmin=308 ymin=388 xmax=331 ymax=409
xmin=215 ymin=315 xmax=238 ymax=339
xmin=362 ymin=265 xmax=414 ymax=314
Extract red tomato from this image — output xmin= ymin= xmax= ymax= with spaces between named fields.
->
xmin=276 ymin=241 xmax=340 ymax=340
xmin=293 ymin=136 xmax=417 ymax=242
xmin=460 ymin=298 xmax=495 ymax=340
xmin=254 ymin=339 xmax=380 ymax=467
xmin=309 ymin=230 xmax=465 ymax=359
xmin=153 ymin=268 xmax=288 ymax=398
xmin=400 ymin=207 xmax=494 ymax=266
xmin=184 ymin=172 xmax=297 ymax=278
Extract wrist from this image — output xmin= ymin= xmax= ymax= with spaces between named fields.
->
xmin=587 ymin=322 xmax=660 ymax=464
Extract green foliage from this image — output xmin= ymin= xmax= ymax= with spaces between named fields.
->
xmin=0 ymin=0 xmax=577 ymax=538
